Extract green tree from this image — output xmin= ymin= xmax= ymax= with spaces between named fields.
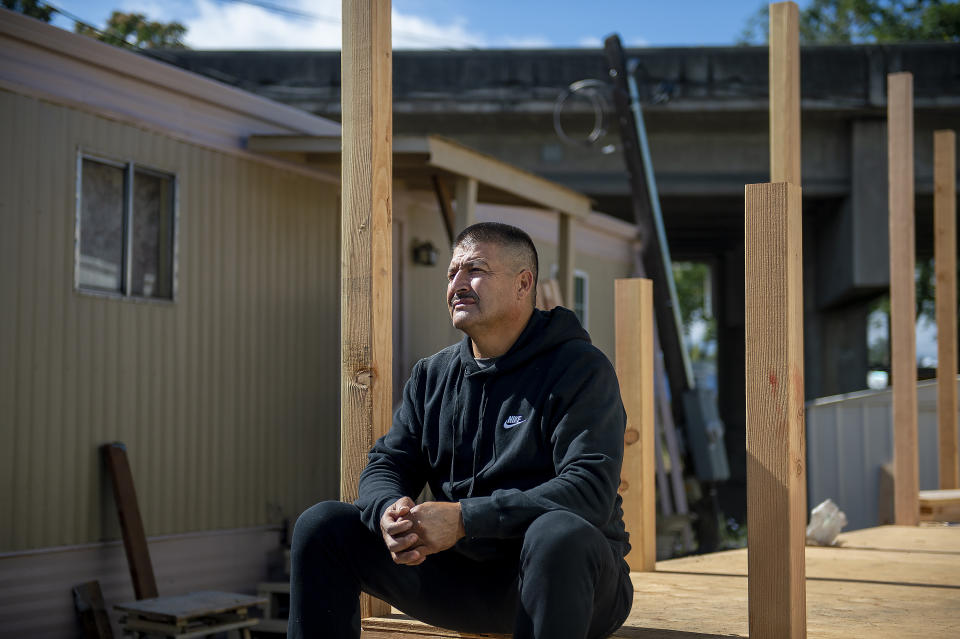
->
xmin=75 ymin=11 xmax=188 ymax=49
xmin=739 ymin=0 xmax=960 ymax=44
xmin=2 ymin=0 xmax=55 ymax=22
xmin=672 ymin=262 xmax=717 ymax=362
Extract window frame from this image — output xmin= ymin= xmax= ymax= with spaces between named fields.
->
xmin=74 ymin=149 xmax=180 ymax=303
xmin=573 ymin=268 xmax=589 ymax=330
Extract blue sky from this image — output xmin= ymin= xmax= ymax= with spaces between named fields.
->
xmin=46 ymin=0 xmax=809 ymax=49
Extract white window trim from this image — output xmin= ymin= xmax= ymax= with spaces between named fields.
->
xmin=574 ymin=268 xmax=589 ymax=330
xmin=74 ymin=149 xmax=180 ymax=303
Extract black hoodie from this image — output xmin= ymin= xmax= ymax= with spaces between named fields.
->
xmin=356 ymin=307 xmax=631 ymax=560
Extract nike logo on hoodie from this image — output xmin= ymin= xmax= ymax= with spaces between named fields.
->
xmin=503 ymin=415 xmax=526 ymax=429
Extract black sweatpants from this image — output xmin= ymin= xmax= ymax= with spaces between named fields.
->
xmin=288 ymin=501 xmax=633 ymax=639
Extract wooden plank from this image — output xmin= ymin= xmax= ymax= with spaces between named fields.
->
xmin=122 ymin=616 xmax=258 ymax=639
xmin=73 ymin=580 xmax=115 ymax=639
xmin=101 ymin=442 xmax=158 ymax=600
xmin=114 ymin=591 xmax=266 ymax=623
xmin=935 ymin=130 xmax=958 ymax=489
xmin=654 ymin=339 xmax=694 ymax=551
xmin=658 ymin=544 xmax=960 ymax=588
xmin=430 ymin=174 xmax=455 ymax=245
xmin=624 ymin=565 xmax=960 ymax=638
xmin=769 ymin=1 xmax=801 ymax=186
xmin=341 ymin=0 xmax=393 ymax=619
xmin=744 ymin=182 xmax=806 ymax=639
xmin=427 ymin=136 xmax=591 ymax=219
xmin=249 ymin=134 xmax=592 ymax=219
xmin=361 ymin=526 xmax=960 ymax=638
xmin=557 ymin=213 xmax=575 ymax=311
xmin=362 ymin=616 xmax=510 ymax=638
xmin=454 ymin=176 xmax=478 ymax=233
xmin=615 ymin=278 xmax=656 ymax=571
xmin=631 ymin=253 xmax=694 ymax=551
xmin=835 ymin=524 xmax=960 ymax=553
xmin=918 ymin=489 xmax=960 ymax=522
xmin=888 ymin=71 xmax=919 ymax=525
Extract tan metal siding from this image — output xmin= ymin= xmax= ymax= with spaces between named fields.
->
xmin=575 ymin=252 xmax=635 ymax=362
xmin=0 ymin=89 xmax=341 ymax=551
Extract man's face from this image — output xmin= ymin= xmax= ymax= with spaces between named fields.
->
xmin=446 ymin=241 xmax=525 ymax=335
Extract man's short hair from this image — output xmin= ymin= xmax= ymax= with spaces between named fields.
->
xmin=454 ymin=222 xmax=539 ymax=294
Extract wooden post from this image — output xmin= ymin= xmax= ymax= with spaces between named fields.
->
xmin=342 ymin=0 xmax=392 ymax=618
xmin=557 ymin=213 xmax=576 ymax=309
xmin=454 ymin=176 xmax=478 ymax=232
xmin=615 ymin=278 xmax=656 ymax=572
xmin=935 ymin=130 xmax=958 ymax=489
xmin=769 ymin=1 xmax=801 ymax=186
xmin=888 ymin=72 xmax=919 ymax=525
xmin=745 ymin=182 xmax=806 ymax=639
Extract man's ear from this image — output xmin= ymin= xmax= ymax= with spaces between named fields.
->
xmin=517 ymin=270 xmax=534 ymax=300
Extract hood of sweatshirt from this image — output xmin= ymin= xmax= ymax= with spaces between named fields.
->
xmin=457 ymin=307 xmax=591 ymax=376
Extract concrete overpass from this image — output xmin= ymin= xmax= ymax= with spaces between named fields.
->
xmin=153 ymin=43 xmax=960 ymax=521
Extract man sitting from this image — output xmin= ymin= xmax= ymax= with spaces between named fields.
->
xmin=289 ymin=222 xmax=633 ymax=639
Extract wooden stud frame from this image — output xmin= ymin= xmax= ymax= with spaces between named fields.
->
xmin=935 ymin=130 xmax=958 ymax=489
xmin=341 ymin=0 xmax=393 ymax=618
xmin=454 ymin=176 xmax=478 ymax=233
xmin=558 ymin=213 xmax=576 ymax=309
xmin=888 ymin=72 xmax=919 ymax=525
xmin=769 ymin=2 xmax=801 ymax=186
xmin=745 ymin=182 xmax=806 ymax=639
xmin=615 ymin=278 xmax=656 ymax=572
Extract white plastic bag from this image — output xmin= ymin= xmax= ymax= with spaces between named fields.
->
xmin=806 ymin=498 xmax=847 ymax=546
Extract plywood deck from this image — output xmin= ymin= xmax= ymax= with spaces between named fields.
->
xmin=361 ymin=526 xmax=960 ymax=638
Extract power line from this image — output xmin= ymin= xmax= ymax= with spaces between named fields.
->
xmin=39 ymin=1 xmax=153 ymax=54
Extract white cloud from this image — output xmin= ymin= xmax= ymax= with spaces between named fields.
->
xmin=392 ymin=12 xmax=482 ymax=49
xmin=182 ymin=0 xmax=341 ymax=49
xmin=107 ymin=0 xmax=555 ymax=50
xmin=494 ymin=34 xmax=552 ymax=48
xmin=121 ymin=0 xmax=487 ymax=50
xmin=577 ymin=36 xmax=603 ymax=48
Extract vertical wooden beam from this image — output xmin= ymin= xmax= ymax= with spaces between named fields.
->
xmin=615 ymin=278 xmax=656 ymax=572
xmin=430 ymin=174 xmax=455 ymax=245
xmin=454 ymin=176 xmax=478 ymax=232
xmin=557 ymin=213 xmax=575 ymax=309
xmin=769 ymin=1 xmax=801 ymax=186
xmin=888 ymin=72 xmax=919 ymax=525
xmin=745 ymin=182 xmax=806 ymax=639
xmin=342 ymin=0 xmax=392 ymax=618
xmin=935 ymin=129 xmax=958 ymax=489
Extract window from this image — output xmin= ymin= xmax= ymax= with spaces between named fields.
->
xmin=573 ymin=269 xmax=588 ymax=329
xmin=77 ymin=155 xmax=176 ymax=300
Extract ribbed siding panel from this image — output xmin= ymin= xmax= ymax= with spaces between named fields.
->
xmin=806 ymin=379 xmax=960 ymax=531
xmin=0 ymin=89 xmax=341 ymax=551
xmin=0 ymin=527 xmax=280 ymax=639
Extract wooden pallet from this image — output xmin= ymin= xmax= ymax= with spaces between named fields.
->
xmin=115 ymin=591 xmax=266 ymax=639
xmin=253 ymin=582 xmax=290 ymax=636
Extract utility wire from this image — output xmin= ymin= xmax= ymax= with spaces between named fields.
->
xmin=39 ymin=0 xmax=150 ymax=54
xmin=38 ymin=1 xmax=246 ymax=87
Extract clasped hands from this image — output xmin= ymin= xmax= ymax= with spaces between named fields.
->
xmin=380 ymin=496 xmax=465 ymax=565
